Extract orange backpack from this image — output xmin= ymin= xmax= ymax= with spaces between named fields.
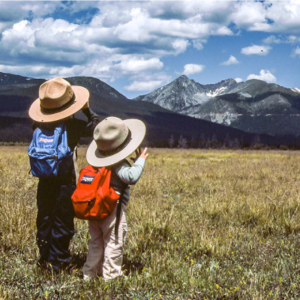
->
xmin=71 ymin=165 xmax=120 ymax=220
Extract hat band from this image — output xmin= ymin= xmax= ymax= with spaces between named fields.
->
xmin=97 ymin=129 xmax=132 ymax=157
xmin=40 ymin=93 xmax=75 ymax=115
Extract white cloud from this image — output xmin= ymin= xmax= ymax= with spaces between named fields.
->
xmin=0 ymin=0 xmax=300 ymax=95
xmin=220 ymin=55 xmax=240 ymax=66
xmin=215 ymin=26 xmax=233 ymax=36
xmin=247 ymin=70 xmax=276 ymax=83
xmin=263 ymin=35 xmax=300 ymax=44
xmin=192 ymin=39 xmax=205 ymax=50
xmin=263 ymin=35 xmax=284 ymax=44
xmin=114 ymin=57 xmax=163 ymax=73
xmin=235 ymin=78 xmax=243 ymax=83
xmin=230 ymin=2 xmax=268 ymax=30
xmin=291 ymin=47 xmax=300 ymax=57
xmin=172 ymin=39 xmax=190 ymax=55
xmin=241 ymin=45 xmax=272 ymax=55
xmin=125 ymin=80 xmax=163 ymax=91
xmin=183 ymin=64 xmax=205 ymax=76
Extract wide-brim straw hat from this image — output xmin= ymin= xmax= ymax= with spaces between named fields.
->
xmin=86 ymin=117 xmax=146 ymax=167
xmin=29 ymin=77 xmax=89 ymax=122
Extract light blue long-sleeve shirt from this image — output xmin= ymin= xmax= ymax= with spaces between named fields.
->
xmin=110 ymin=157 xmax=145 ymax=205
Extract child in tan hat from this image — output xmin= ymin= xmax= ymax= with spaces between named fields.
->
xmin=82 ymin=116 xmax=148 ymax=281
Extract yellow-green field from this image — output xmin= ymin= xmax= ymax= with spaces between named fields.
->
xmin=1 ymin=146 xmax=300 ymax=299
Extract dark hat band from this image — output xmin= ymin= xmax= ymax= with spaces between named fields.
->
xmin=97 ymin=129 xmax=132 ymax=157
xmin=40 ymin=93 xmax=75 ymax=115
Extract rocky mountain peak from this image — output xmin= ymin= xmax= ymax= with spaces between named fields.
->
xmin=133 ymin=75 xmax=239 ymax=111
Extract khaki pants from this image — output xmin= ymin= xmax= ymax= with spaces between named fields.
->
xmin=83 ymin=203 xmax=127 ymax=280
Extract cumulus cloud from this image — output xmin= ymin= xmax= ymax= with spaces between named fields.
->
xmin=220 ymin=55 xmax=240 ymax=66
xmin=114 ymin=57 xmax=164 ymax=73
xmin=263 ymin=35 xmax=300 ymax=44
xmin=124 ymin=80 xmax=163 ymax=91
xmin=183 ymin=64 xmax=205 ymax=76
xmin=235 ymin=78 xmax=243 ymax=83
xmin=0 ymin=1 xmax=299 ymax=95
xmin=247 ymin=70 xmax=276 ymax=83
xmin=291 ymin=47 xmax=300 ymax=57
xmin=241 ymin=45 xmax=272 ymax=55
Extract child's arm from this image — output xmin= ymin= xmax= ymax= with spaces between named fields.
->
xmin=115 ymin=147 xmax=148 ymax=185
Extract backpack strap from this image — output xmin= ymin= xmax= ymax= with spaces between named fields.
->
xmin=115 ymin=192 xmax=123 ymax=239
xmin=73 ymin=146 xmax=79 ymax=184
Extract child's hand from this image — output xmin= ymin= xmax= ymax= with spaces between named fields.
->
xmin=131 ymin=147 xmax=148 ymax=162
xmin=81 ymin=100 xmax=89 ymax=110
xmin=137 ymin=147 xmax=148 ymax=160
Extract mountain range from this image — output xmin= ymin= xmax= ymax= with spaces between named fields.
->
xmin=0 ymin=72 xmax=299 ymax=148
xmin=134 ymin=75 xmax=300 ymax=137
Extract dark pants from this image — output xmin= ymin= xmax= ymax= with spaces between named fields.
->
xmin=36 ymin=177 xmax=76 ymax=269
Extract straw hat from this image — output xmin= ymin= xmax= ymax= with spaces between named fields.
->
xmin=86 ymin=117 xmax=146 ymax=167
xmin=29 ymin=77 xmax=89 ymax=122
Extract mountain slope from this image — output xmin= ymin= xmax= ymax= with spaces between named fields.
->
xmin=134 ymin=75 xmax=237 ymax=111
xmin=0 ymin=72 xmax=298 ymax=147
xmin=134 ymin=76 xmax=300 ymax=136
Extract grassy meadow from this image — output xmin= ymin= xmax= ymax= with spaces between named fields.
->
xmin=1 ymin=146 xmax=300 ymax=299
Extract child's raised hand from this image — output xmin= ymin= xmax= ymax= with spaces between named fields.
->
xmin=137 ymin=147 xmax=148 ymax=160
xmin=131 ymin=147 xmax=148 ymax=162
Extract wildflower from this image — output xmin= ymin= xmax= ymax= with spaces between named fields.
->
xmin=260 ymin=240 xmax=262 ymax=244
xmin=190 ymin=260 xmax=194 ymax=266
xmin=290 ymin=256 xmax=292 ymax=260
xmin=216 ymin=263 xmax=219 ymax=268
xmin=45 ymin=291 xmax=49 ymax=298
xmin=238 ymin=265 xmax=242 ymax=270
xmin=206 ymin=268 xmax=209 ymax=272
xmin=231 ymin=252 xmax=234 ymax=255
xmin=158 ymin=293 xmax=162 ymax=298
xmin=269 ymin=291 xmax=272 ymax=296
xmin=281 ymin=240 xmax=284 ymax=245
xmin=279 ymin=277 xmax=283 ymax=284
xmin=142 ymin=267 xmax=145 ymax=273
xmin=181 ymin=240 xmax=183 ymax=244
xmin=228 ymin=271 xmax=231 ymax=274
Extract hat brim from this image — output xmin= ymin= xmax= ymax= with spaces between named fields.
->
xmin=28 ymin=86 xmax=89 ymax=122
xmin=86 ymin=119 xmax=146 ymax=167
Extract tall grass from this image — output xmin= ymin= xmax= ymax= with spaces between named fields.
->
xmin=1 ymin=147 xmax=300 ymax=299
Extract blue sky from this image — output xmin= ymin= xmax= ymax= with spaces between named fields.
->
xmin=0 ymin=0 xmax=299 ymax=99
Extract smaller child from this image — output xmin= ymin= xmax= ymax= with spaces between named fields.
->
xmin=82 ymin=116 xmax=148 ymax=281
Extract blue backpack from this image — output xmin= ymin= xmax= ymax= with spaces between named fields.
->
xmin=28 ymin=123 xmax=73 ymax=178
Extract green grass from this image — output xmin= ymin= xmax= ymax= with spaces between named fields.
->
xmin=1 ymin=147 xmax=300 ymax=299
